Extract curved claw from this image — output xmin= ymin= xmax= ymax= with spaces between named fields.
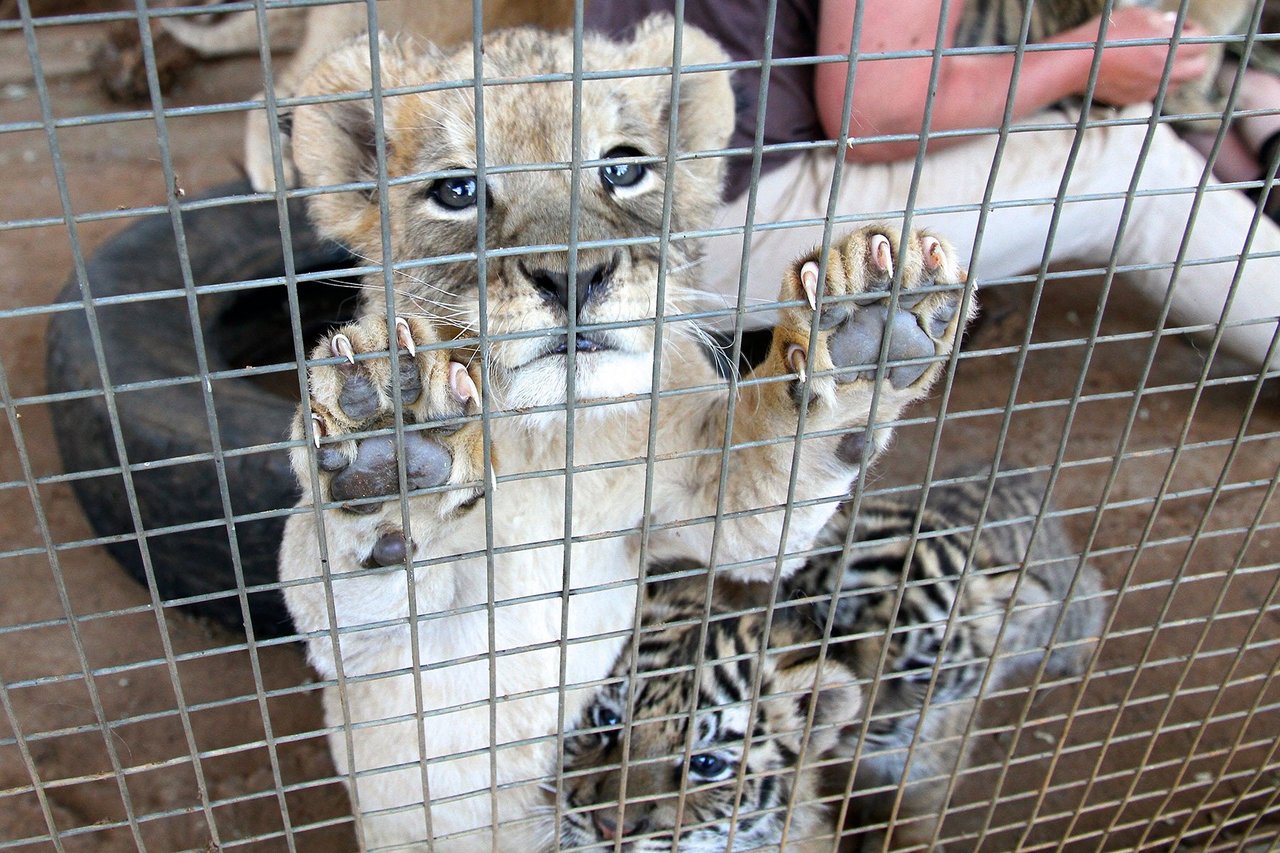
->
xmin=921 ymin=236 xmax=943 ymax=272
xmin=449 ymin=361 xmax=478 ymax=406
xmin=310 ymin=414 xmax=325 ymax=449
xmin=395 ymin=316 xmax=416 ymax=357
xmin=800 ymin=261 xmax=821 ymax=311
xmin=786 ymin=343 xmax=808 ymax=384
xmin=331 ymin=333 xmax=356 ymax=365
xmin=870 ymin=233 xmax=894 ymax=278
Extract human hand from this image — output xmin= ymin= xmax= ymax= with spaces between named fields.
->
xmin=1078 ymin=7 xmax=1210 ymax=106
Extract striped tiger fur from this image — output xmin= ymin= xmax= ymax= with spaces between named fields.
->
xmin=784 ymin=469 xmax=1105 ymax=851
xmin=953 ymin=0 xmax=1104 ymax=49
xmin=955 ymin=0 xmax=1253 ymax=126
xmin=560 ymin=471 xmax=1103 ymax=852
xmin=559 ymin=564 xmax=859 ymax=852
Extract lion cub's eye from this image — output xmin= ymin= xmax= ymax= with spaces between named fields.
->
xmin=599 ymin=146 xmax=647 ymax=190
xmin=428 ymin=175 xmax=481 ymax=210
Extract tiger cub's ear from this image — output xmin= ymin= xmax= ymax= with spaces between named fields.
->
xmin=289 ymin=33 xmax=427 ymax=251
xmin=767 ymin=652 xmax=862 ymax=757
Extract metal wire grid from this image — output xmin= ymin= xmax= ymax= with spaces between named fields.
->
xmin=1 ymin=0 xmax=1279 ymax=849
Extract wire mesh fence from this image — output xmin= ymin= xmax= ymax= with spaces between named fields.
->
xmin=1 ymin=0 xmax=1279 ymax=850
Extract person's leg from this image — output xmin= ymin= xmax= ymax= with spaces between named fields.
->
xmin=697 ymin=106 xmax=1279 ymax=370
xmin=1104 ymin=117 xmax=1279 ymax=369
xmin=1227 ymin=61 xmax=1280 ymax=162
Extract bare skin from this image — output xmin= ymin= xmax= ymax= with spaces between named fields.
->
xmin=818 ymin=0 xmax=1211 ymax=162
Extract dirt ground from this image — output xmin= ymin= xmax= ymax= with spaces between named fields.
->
xmin=1 ymin=17 xmax=1278 ymax=853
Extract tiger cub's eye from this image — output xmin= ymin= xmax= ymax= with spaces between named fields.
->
xmin=592 ymin=703 xmax=623 ymax=730
xmin=687 ymin=752 xmax=733 ymax=781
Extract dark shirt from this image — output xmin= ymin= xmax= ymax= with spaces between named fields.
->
xmin=586 ymin=0 xmax=823 ymax=201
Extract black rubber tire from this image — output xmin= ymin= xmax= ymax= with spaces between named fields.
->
xmin=46 ymin=181 xmax=358 ymax=637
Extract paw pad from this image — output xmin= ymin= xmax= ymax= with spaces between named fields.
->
xmin=327 ymin=429 xmax=455 ymax=510
xmin=303 ymin=314 xmax=484 ymax=513
xmin=370 ymin=531 xmax=409 ymax=567
xmin=785 ymin=226 xmax=968 ymax=393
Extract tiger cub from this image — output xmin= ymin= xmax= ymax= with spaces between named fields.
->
xmin=559 ymin=564 xmax=859 ymax=852
xmin=955 ymin=0 xmax=1253 ymax=127
xmin=785 ymin=470 xmax=1105 ymax=851
xmin=560 ymin=472 xmax=1102 ymax=851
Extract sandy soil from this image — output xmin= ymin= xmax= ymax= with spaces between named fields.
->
xmin=1 ymin=16 xmax=1277 ymax=853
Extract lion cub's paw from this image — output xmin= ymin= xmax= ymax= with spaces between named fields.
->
xmin=296 ymin=314 xmax=485 ymax=516
xmin=776 ymin=224 xmax=970 ymax=405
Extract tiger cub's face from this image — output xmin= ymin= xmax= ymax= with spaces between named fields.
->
xmin=560 ymin=578 xmax=860 ymax=852
xmin=289 ymin=17 xmax=734 ymax=412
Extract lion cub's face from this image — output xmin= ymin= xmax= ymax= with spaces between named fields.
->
xmin=290 ymin=18 xmax=734 ymax=410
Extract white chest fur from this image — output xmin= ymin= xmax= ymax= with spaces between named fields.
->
xmin=282 ymin=408 xmax=655 ymax=850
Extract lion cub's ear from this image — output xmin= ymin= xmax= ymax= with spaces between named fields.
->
xmin=290 ymin=33 xmax=424 ymax=250
xmin=621 ymin=15 xmax=735 ymax=201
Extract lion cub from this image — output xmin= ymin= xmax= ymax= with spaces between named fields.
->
xmin=278 ymin=16 xmax=973 ymax=851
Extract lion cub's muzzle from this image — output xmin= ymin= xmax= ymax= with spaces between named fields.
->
xmin=548 ymin=332 xmax=610 ymax=355
xmin=518 ymin=250 xmax=621 ymax=319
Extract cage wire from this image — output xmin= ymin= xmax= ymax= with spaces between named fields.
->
xmin=1 ymin=0 xmax=1279 ymax=849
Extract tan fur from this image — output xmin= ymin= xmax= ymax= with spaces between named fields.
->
xmin=245 ymin=0 xmax=573 ymax=189
xmin=134 ymin=0 xmax=572 ymax=187
xmin=278 ymin=19 xmax=973 ymax=851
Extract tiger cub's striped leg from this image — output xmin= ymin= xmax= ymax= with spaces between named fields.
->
xmin=787 ymin=472 xmax=1105 ymax=852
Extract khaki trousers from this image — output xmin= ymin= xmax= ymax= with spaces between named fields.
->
xmin=698 ymin=105 xmax=1280 ymax=371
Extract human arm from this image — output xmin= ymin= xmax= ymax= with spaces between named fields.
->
xmin=816 ymin=0 xmax=1211 ymax=163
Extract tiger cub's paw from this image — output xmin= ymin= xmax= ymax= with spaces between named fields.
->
xmin=292 ymin=314 xmax=486 ymax=519
xmin=775 ymin=224 xmax=970 ymax=404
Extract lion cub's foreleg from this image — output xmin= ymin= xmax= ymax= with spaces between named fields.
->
xmin=278 ymin=314 xmax=487 ymax=846
xmin=281 ymin=311 xmax=485 ymax=672
xmin=671 ymin=225 xmax=973 ymax=580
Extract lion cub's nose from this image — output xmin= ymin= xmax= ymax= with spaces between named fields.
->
xmin=526 ymin=256 xmax=616 ymax=317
